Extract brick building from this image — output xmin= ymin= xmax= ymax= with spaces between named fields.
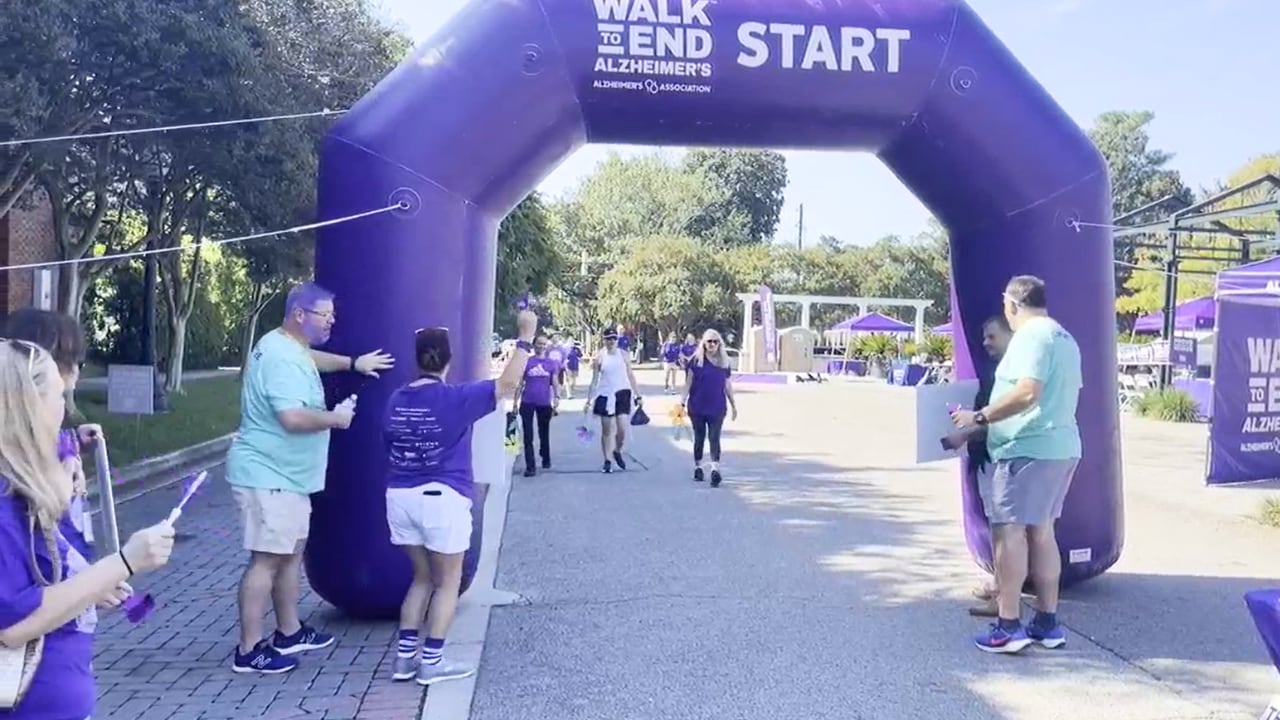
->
xmin=0 ymin=188 xmax=57 ymax=319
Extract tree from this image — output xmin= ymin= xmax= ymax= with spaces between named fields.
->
xmin=683 ymin=149 xmax=788 ymax=246
xmin=1089 ymin=111 xmax=1193 ymax=301
xmin=595 ymin=235 xmax=737 ymax=336
xmin=495 ymin=193 xmax=562 ymax=337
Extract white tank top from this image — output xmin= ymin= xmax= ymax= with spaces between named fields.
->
xmin=595 ymin=348 xmax=629 ymax=397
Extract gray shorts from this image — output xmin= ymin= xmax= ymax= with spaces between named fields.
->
xmin=980 ymin=457 xmax=1079 ymax=526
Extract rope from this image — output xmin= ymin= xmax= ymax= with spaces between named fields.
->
xmin=0 ymin=109 xmax=348 ymax=148
xmin=0 ymin=203 xmax=402 ymax=272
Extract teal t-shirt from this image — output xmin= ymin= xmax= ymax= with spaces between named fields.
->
xmin=226 ymin=329 xmax=329 ymax=494
xmin=986 ymin=316 xmax=1083 ymax=461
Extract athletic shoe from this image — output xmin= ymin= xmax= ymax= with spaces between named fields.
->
xmin=523 ymin=468 xmax=536 ymax=478
xmin=416 ymin=660 xmax=476 ymax=686
xmin=232 ymin=640 xmax=298 ymax=674
xmin=391 ymin=655 xmax=418 ymax=681
xmin=613 ymin=451 xmax=627 ymax=470
xmin=974 ymin=623 xmax=1032 ymax=654
xmin=1027 ymin=621 xmax=1067 ymax=649
xmin=602 ymin=460 xmax=612 ymax=474
xmin=542 ymin=458 xmax=551 ymax=469
xmin=709 ymin=469 xmax=722 ymax=488
xmin=693 ymin=467 xmax=705 ymax=482
xmin=272 ymin=624 xmax=335 ymax=656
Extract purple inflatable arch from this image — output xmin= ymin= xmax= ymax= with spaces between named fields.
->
xmin=309 ymin=0 xmax=1123 ymax=618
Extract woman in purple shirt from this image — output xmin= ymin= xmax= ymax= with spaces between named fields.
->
xmin=679 ymin=329 xmax=738 ymax=488
xmin=0 ymin=340 xmax=174 ymax=720
xmin=660 ymin=332 xmax=682 ymax=393
xmin=516 ymin=335 xmax=561 ymax=478
xmin=382 ymin=310 xmax=537 ymax=686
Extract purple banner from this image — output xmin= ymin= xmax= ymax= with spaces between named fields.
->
xmin=759 ymin=284 xmax=777 ymax=365
xmin=1170 ymin=337 xmax=1198 ymax=369
xmin=1207 ymin=300 xmax=1280 ymax=485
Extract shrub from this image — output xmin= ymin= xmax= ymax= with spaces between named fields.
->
xmin=1135 ymin=387 xmax=1200 ymax=422
xmin=1259 ymin=497 xmax=1280 ymax=528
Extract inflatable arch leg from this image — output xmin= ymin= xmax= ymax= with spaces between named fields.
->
xmin=306 ymin=0 xmax=1123 ymax=618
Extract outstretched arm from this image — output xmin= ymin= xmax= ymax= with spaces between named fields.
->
xmin=310 ymin=349 xmax=394 ymax=376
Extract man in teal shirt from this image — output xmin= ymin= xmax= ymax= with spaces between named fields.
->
xmin=951 ymin=275 xmax=1082 ymax=656
xmin=227 ymin=281 xmax=393 ymax=674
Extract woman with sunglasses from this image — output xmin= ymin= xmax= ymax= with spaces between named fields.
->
xmin=383 ymin=310 xmax=538 ymax=686
xmin=680 ymin=329 xmax=738 ymax=487
xmin=0 ymin=339 xmax=175 ymax=720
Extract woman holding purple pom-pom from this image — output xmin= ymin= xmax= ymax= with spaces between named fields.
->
xmin=0 ymin=339 xmax=175 ymax=719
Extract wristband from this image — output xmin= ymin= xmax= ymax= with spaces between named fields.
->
xmin=349 ymin=356 xmax=357 ymax=372
xmin=515 ymin=340 xmax=533 ymax=352
xmin=119 ymin=550 xmax=135 ymax=577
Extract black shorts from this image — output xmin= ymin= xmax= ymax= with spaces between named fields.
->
xmin=592 ymin=389 xmax=632 ymax=417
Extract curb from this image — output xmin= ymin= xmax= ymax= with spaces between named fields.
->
xmin=86 ymin=433 xmax=235 ymax=508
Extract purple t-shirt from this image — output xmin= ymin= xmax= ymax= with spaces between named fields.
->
xmin=566 ymin=346 xmax=582 ymax=372
xmin=686 ymin=359 xmax=732 ymax=418
xmin=617 ymin=335 xmax=631 ymax=351
xmin=520 ymin=357 xmax=559 ymax=407
xmin=382 ymin=379 xmax=498 ymax=500
xmin=545 ymin=345 xmax=566 ymax=368
xmin=680 ymin=343 xmax=697 ymax=362
xmin=661 ymin=342 xmax=680 ymax=363
xmin=0 ymin=484 xmax=96 ymax=720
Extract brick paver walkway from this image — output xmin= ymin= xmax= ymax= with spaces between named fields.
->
xmin=93 ymin=467 xmax=425 ymax=720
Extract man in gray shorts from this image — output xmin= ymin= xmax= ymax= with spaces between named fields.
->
xmin=951 ymin=275 xmax=1082 ymax=655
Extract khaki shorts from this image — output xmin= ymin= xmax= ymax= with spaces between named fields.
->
xmin=232 ymin=486 xmax=311 ymax=555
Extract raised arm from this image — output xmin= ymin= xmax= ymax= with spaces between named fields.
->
xmin=495 ymin=311 xmax=538 ymax=400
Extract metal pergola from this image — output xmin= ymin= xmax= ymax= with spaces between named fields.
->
xmin=1112 ymin=173 xmax=1280 ymax=386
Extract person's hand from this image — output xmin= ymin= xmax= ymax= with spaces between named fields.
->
xmin=332 ymin=395 xmax=357 ymax=430
xmin=730 ymin=406 xmax=738 ymax=422
xmin=76 ymin=424 xmax=104 ymax=446
xmin=941 ymin=429 xmax=970 ymax=451
xmin=583 ymin=400 xmax=591 ymax=415
xmin=951 ymin=409 xmax=978 ymax=428
xmin=354 ymin=350 xmax=394 ymax=377
xmin=97 ymin=581 xmax=133 ymax=609
xmin=516 ymin=310 xmax=538 ymax=340
xmin=121 ymin=522 xmax=176 ymax=574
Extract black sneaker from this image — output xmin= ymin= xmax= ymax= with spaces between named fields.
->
xmin=542 ymin=458 xmax=551 ymax=470
xmin=693 ymin=467 xmax=705 ymax=482
xmin=602 ymin=460 xmax=612 ymax=474
xmin=523 ymin=468 xmax=536 ymax=478
xmin=710 ymin=469 xmax=722 ymax=488
xmin=612 ymin=451 xmax=627 ymax=470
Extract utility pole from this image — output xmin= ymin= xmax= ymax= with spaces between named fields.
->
xmin=797 ymin=204 xmax=805 ymax=250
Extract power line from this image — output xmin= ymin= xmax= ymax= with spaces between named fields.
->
xmin=0 ymin=109 xmax=348 ymax=148
xmin=0 ymin=203 xmax=401 ymax=272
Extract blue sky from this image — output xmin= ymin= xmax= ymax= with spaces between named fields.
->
xmin=373 ymin=0 xmax=1278 ymax=245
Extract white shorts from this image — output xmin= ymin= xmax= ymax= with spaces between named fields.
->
xmin=232 ymin=486 xmax=310 ymax=555
xmin=386 ymin=483 xmax=473 ymax=555
xmin=663 ymin=362 xmax=679 ymax=371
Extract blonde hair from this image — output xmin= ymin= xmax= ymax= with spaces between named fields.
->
xmin=0 ymin=340 xmax=71 ymax=541
xmin=691 ymin=329 xmax=729 ymax=369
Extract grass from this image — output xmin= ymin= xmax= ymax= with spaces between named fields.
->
xmin=75 ymin=374 xmax=242 ymax=467
xmin=1260 ymin=498 xmax=1280 ymax=528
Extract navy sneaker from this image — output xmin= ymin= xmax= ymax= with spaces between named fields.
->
xmin=271 ymin=624 xmax=335 ymax=656
xmin=232 ymin=640 xmax=299 ymax=674
xmin=612 ymin=450 xmax=627 ymax=470
xmin=1027 ymin=621 xmax=1068 ymax=649
xmin=974 ymin=623 xmax=1032 ymax=654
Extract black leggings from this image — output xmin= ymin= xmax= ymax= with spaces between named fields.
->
xmin=519 ymin=403 xmax=553 ymax=470
xmin=690 ymin=413 xmax=724 ymax=463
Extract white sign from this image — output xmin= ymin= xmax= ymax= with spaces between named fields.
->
xmin=107 ymin=364 xmax=156 ymax=415
xmin=1258 ymin=696 xmax=1280 ymax=720
xmin=914 ymin=380 xmax=979 ymax=464
xmin=590 ymin=0 xmax=912 ymax=96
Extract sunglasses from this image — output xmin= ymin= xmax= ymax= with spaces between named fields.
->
xmin=2 ymin=338 xmax=40 ymax=374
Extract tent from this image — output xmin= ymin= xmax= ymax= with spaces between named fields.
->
xmin=1206 ymin=255 xmax=1280 ymax=485
xmin=931 ymin=321 xmax=953 ymax=335
xmin=1133 ymin=296 xmax=1217 ymax=333
xmin=830 ymin=311 xmax=914 ymax=334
